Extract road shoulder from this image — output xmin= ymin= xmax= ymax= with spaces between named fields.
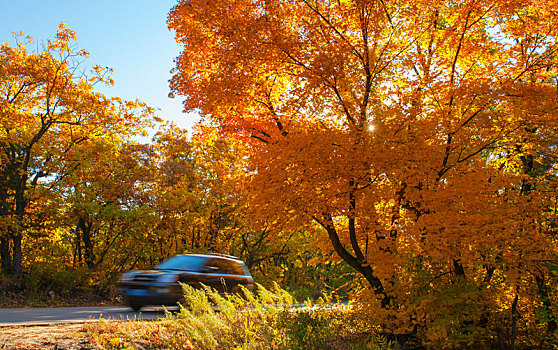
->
xmin=0 ymin=323 xmax=94 ymax=350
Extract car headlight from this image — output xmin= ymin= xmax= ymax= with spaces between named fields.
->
xmin=157 ymin=274 xmax=179 ymax=283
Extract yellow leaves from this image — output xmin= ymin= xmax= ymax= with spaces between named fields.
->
xmin=55 ymin=22 xmax=76 ymax=41
xmin=90 ymin=65 xmax=115 ymax=86
xmin=43 ymin=22 xmax=77 ymax=52
xmin=0 ymin=24 xmax=160 ymax=274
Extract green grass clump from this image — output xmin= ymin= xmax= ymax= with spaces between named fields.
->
xmin=276 ymin=307 xmax=396 ymax=350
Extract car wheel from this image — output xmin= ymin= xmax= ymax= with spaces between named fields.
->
xmin=130 ymin=303 xmax=143 ymax=312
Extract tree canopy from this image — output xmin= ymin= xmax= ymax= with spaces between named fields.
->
xmin=0 ymin=24 xmax=156 ymax=276
xmin=168 ymin=0 xmax=558 ymax=345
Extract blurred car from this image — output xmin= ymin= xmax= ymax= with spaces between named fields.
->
xmin=118 ymin=253 xmax=254 ymax=311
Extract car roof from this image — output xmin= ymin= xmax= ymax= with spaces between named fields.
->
xmin=179 ymin=253 xmax=243 ymax=263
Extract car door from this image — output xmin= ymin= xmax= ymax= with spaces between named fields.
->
xmin=222 ymin=260 xmax=247 ymax=292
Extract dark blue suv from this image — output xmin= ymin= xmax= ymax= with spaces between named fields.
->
xmin=118 ymin=253 xmax=254 ymax=311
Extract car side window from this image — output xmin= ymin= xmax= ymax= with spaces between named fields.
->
xmin=220 ymin=259 xmax=235 ymax=274
xmin=204 ymin=257 xmax=246 ymax=275
xmin=229 ymin=261 xmax=244 ymax=275
xmin=205 ymin=258 xmax=230 ymax=273
xmin=203 ymin=258 xmax=220 ymax=272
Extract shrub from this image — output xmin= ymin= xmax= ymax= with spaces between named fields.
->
xmin=87 ymin=284 xmax=399 ymax=350
xmin=171 ymin=283 xmax=291 ymax=349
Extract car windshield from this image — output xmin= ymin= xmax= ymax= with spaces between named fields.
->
xmin=155 ymin=255 xmax=206 ymax=271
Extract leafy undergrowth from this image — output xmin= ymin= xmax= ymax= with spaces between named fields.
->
xmin=0 ymin=290 xmax=115 ymax=308
xmin=86 ymin=284 xmax=399 ymax=350
xmin=0 ymin=275 xmax=117 ymax=308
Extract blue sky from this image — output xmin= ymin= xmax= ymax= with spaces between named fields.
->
xmin=0 ymin=0 xmax=197 ymax=134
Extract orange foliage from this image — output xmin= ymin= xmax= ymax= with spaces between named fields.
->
xmin=169 ymin=0 xmax=558 ymax=345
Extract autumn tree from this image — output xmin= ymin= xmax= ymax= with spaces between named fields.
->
xmin=151 ymin=124 xmax=248 ymax=256
xmin=0 ymin=24 xmax=155 ymax=276
xmin=149 ymin=124 xmax=197 ymax=258
xmin=151 ymin=124 xmax=323 ymax=293
xmin=168 ymin=0 xmax=558 ymax=345
xmin=59 ymin=139 xmax=157 ymax=271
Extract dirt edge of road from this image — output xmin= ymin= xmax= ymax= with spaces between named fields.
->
xmin=0 ymin=323 xmax=96 ymax=350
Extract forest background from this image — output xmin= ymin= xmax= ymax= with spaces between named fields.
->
xmin=1 ymin=0 xmax=558 ymax=348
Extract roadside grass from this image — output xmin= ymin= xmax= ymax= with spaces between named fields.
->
xmin=86 ymin=284 xmax=399 ymax=350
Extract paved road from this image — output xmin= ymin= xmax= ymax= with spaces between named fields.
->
xmin=0 ymin=305 xmax=179 ymax=326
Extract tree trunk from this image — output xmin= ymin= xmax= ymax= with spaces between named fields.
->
xmin=11 ymin=174 xmax=27 ymax=276
xmin=0 ymin=183 xmax=11 ymax=275
xmin=11 ymin=232 xmax=22 ymax=276
xmin=77 ymin=217 xmax=95 ymax=268
xmin=535 ymin=274 xmax=558 ymax=335
xmin=74 ymin=225 xmax=82 ymax=266
xmin=510 ymin=293 xmax=519 ymax=350
xmin=0 ymin=235 xmax=11 ymax=274
xmin=314 ymin=212 xmax=389 ymax=306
